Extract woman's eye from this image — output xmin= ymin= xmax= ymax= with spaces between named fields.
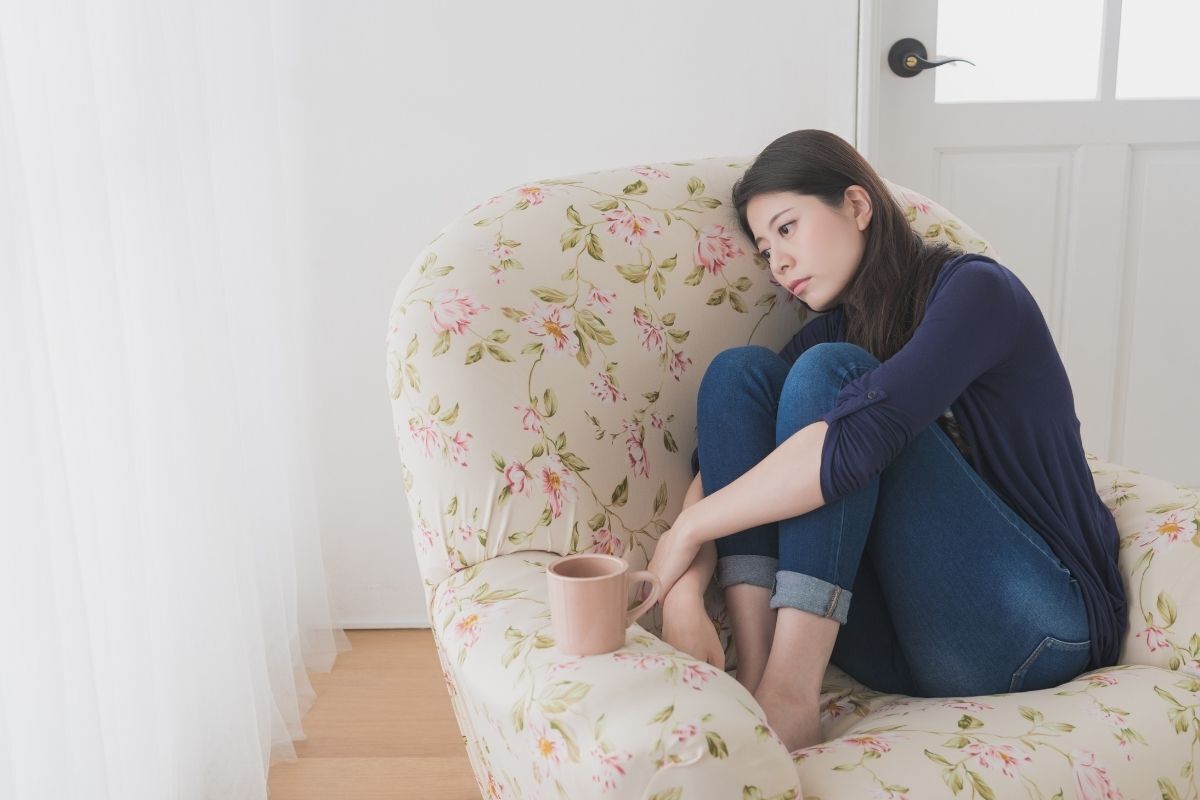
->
xmin=760 ymin=222 xmax=791 ymax=260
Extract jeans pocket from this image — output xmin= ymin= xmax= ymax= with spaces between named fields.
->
xmin=1009 ymin=635 xmax=1092 ymax=693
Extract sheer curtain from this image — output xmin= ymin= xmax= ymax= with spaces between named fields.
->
xmin=0 ymin=1 xmax=350 ymax=797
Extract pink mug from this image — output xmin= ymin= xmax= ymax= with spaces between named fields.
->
xmin=546 ymin=553 xmax=662 ymax=656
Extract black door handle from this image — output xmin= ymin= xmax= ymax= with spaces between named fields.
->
xmin=888 ymin=37 xmax=976 ymax=78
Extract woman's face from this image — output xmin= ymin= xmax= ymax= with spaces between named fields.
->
xmin=746 ymin=186 xmax=872 ymax=311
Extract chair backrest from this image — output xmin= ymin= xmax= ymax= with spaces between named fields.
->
xmin=385 ymin=156 xmax=996 ymax=615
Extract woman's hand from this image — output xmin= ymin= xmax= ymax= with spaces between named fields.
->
xmin=646 ymin=512 xmax=702 ymax=602
xmin=662 ymin=591 xmax=725 ymax=669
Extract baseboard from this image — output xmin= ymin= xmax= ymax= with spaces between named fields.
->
xmin=337 ymin=616 xmax=431 ymax=629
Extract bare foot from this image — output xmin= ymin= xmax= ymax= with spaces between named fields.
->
xmin=754 ymin=683 xmax=823 ymax=754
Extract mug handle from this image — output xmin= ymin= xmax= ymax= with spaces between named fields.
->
xmin=625 ymin=570 xmax=662 ymax=626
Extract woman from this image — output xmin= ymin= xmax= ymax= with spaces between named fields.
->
xmin=646 ymin=129 xmax=1127 ymax=755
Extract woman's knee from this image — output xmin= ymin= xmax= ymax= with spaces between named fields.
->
xmin=698 ymin=345 xmax=783 ymax=402
xmin=703 ymin=345 xmax=778 ymax=377
xmin=787 ymin=342 xmax=878 ymax=383
xmin=777 ymin=342 xmax=879 ymax=410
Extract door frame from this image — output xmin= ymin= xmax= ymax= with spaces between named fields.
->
xmin=855 ymin=0 xmax=883 ymax=161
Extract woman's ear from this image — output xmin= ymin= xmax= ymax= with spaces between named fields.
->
xmin=846 ymin=185 xmax=872 ymax=231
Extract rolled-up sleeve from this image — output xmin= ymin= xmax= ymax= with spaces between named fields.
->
xmin=818 ymin=262 xmax=1026 ymax=504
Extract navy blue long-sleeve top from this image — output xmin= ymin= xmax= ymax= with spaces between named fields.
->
xmin=690 ymin=253 xmax=1127 ymax=670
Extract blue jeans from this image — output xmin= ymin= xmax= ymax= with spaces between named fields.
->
xmin=695 ymin=343 xmax=1091 ymax=698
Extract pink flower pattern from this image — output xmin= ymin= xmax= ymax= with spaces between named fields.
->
xmin=431 ymin=288 xmax=489 ymax=334
xmin=504 ymin=461 xmax=532 ymax=496
xmin=586 ymin=286 xmax=617 ymax=314
xmin=409 ymin=419 xmax=440 ymax=457
xmin=590 ymin=527 xmax=625 ymax=557
xmin=539 ymin=457 xmax=577 ymax=519
xmin=844 ymin=734 xmax=903 ymax=754
xmin=632 ymin=307 xmax=666 ymax=354
xmin=514 ymin=404 xmax=544 ymax=435
xmin=522 ymin=302 xmax=579 ymax=356
xmin=681 ymin=662 xmax=715 ymax=691
xmin=1070 ymin=750 xmax=1123 ymax=799
xmin=900 ymin=190 xmax=932 ymax=214
xmin=529 ymin=719 xmax=567 ymax=766
xmin=548 ymin=658 xmax=582 ymax=675
xmin=819 ymin=695 xmax=855 ymax=718
xmin=612 ymin=652 xmax=669 ymax=670
xmin=517 ymin=186 xmax=547 ymax=205
xmin=963 ymin=742 xmax=1032 ymax=779
xmin=1137 ymin=625 xmax=1169 ymax=651
xmin=415 ymin=524 xmax=435 ymax=555
xmin=694 ymin=223 xmax=743 ymax=275
xmin=602 ymin=208 xmax=661 ymax=246
xmin=622 ymin=419 xmax=649 ymax=478
xmin=485 ymin=241 xmax=515 ymax=260
xmin=589 ymin=371 xmax=628 ymax=404
xmin=944 ymin=700 xmax=995 ymax=712
xmin=453 ymin=612 xmax=483 ymax=648
xmin=632 ymin=165 xmax=670 ymax=179
xmin=667 ymin=349 xmax=692 ymax=381
xmin=448 ymin=429 xmax=472 ymax=467
xmin=588 ymin=746 xmax=633 ymax=792
xmin=1133 ymin=510 xmax=1194 ymax=552
xmin=671 ymin=722 xmax=699 ymax=743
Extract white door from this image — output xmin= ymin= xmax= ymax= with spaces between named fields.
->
xmin=857 ymin=0 xmax=1200 ymax=488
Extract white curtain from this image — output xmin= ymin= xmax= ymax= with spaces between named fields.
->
xmin=0 ymin=1 xmax=350 ymax=797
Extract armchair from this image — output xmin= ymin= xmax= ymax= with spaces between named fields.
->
xmin=386 ymin=157 xmax=1200 ymax=799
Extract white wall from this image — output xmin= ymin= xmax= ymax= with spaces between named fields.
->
xmin=274 ymin=1 xmax=862 ymax=627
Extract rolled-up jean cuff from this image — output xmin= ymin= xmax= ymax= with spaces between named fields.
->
xmin=715 ymin=555 xmax=778 ymax=590
xmin=769 ymin=570 xmax=853 ymax=624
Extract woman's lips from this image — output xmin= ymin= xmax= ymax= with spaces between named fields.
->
xmin=788 ymin=277 xmax=811 ymax=293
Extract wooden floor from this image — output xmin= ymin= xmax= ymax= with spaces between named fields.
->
xmin=267 ymin=629 xmax=479 ymax=799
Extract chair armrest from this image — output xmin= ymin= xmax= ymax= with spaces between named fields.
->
xmin=432 ymin=552 xmax=802 ymax=799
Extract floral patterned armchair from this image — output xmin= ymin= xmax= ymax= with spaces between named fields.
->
xmin=385 ymin=157 xmax=1200 ymax=799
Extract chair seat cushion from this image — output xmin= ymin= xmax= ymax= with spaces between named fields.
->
xmin=796 ymin=662 xmax=1199 ymax=799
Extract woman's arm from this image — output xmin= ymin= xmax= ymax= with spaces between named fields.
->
xmin=665 ymin=473 xmax=717 ymax=603
xmin=650 ymin=421 xmax=829 ymax=601
xmin=681 ymin=420 xmax=828 ymax=546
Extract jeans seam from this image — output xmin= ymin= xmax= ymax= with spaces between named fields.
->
xmin=828 ymin=361 xmax=873 ymax=584
xmin=1010 ymin=636 xmax=1052 ymax=691
xmin=1009 ymin=635 xmax=1091 ymax=692
xmin=833 ymin=496 xmax=845 ymax=585
xmin=821 ymin=358 xmax=878 ymax=424
xmin=825 ymin=585 xmax=843 ymax=617
xmin=770 ymin=571 xmax=853 ymax=623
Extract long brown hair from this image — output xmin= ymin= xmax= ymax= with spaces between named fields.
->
xmin=731 ymin=129 xmax=965 ymax=363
